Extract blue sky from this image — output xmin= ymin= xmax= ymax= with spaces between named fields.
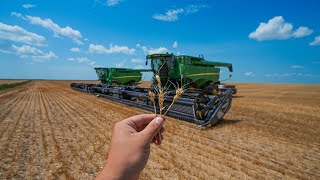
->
xmin=0 ymin=0 xmax=319 ymax=83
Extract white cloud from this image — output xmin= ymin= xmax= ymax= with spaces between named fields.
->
xmin=249 ymin=16 xmax=313 ymax=41
xmin=153 ymin=8 xmax=184 ymax=22
xmin=89 ymin=43 xmax=135 ymax=54
xmin=115 ymin=60 xmax=127 ymax=68
xmin=136 ymin=44 xmax=148 ymax=54
xmin=244 ymin=72 xmax=255 ymax=77
xmin=67 ymin=57 xmax=75 ymax=61
xmin=136 ymin=44 xmax=169 ymax=54
xmin=173 ymin=40 xmax=178 ymax=49
xmin=72 ymin=57 xmax=96 ymax=66
xmin=153 ymin=5 xmax=207 ymax=22
xmin=13 ymin=13 xmax=83 ymax=44
xmin=22 ymin=4 xmax=36 ymax=9
xmin=309 ymin=36 xmax=320 ymax=46
xmin=265 ymin=73 xmax=317 ymax=78
xmin=11 ymin=44 xmax=57 ymax=62
xmin=148 ymin=47 xmax=169 ymax=54
xmin=70 ymin=47 xmax=80 ymax=52
xmin=131 ymin=58 xmax=144 ymax=63
xmin=290 ymin=65 xmax=304 ymax=69
xmin=106 ymin=0 xmax=121 ymax=6
xmin=292 ymin=27 xmax=313 ymax=38
xmin=0 ymin=22 xmax=46 ymax=46
xmin=11 ymin=12 xmax=22 ymax=18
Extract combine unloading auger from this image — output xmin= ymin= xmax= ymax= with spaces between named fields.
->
xmin=71 ymin=53 xmax=236 ymax=127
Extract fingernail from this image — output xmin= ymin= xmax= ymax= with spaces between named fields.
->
xmin=155 ymin=117 xmax=164 ymax=125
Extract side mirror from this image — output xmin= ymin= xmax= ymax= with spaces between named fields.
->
xmin=145 ymin=60 xmax=148 ymax=66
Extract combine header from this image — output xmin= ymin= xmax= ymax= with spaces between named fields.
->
xmin=71 ymin=53 xmax=236 ymax=127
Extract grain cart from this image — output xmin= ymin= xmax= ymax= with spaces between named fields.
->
xmin=71 ymin=53 xmax=236 ymax=127
xmin=95 ymin=67 xmax=151 ymax=85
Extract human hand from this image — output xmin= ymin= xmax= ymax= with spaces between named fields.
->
xmin=96 ymin=114 xmax=165 ymax=180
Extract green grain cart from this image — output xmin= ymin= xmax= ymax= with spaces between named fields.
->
xmin=94 ymin=67 xmax=151 ymax=86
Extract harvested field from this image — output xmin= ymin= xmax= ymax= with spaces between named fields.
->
xmin=0 ymin=80 xmax=319 ymax=179
xmin=0 ymin=80 xmax=26 ymax=85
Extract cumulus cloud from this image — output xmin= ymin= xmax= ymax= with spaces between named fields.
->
xmin=292 ymin=27 xmax=313 ymax=38
xmin=0 ymin=22 xmax=46 ymax=46
xmin=249 ymin=16 xmax=313 ymax=41
xmin=153 ymin=4 xmax=207 ymax=22
xmin=290 ymin=65 xmax=304 ymax=69
xmin=11 ymin=44 xmax=57 ymax=62
xmin=309 ymin=36 xmax=320 ymax=46
xmin=173 ymin=41 xmax=178 ymax=49
xmin=106 ymin=0 xmax=121 ymax=6
xmin=12 ymin=13 xmax=83 ymax=45
xmin=136 ymin=44 xmax=148 ymax=54
xmin=131 ymin=58 xmax=144 ymax=63
xmin=22 ymin=4 xmax=36 ymax=9
xmin=70 ymin=47 xmax=80 ymax=52
xmin=148 ymin=47 xmax=168 ymax=54
xmin=136 ymin=44 xmax=169 ymax=54
xmin=69 ymin=57 xmax=96 ymax=66
xmin=89 ymin=44 xmax=135 ymax=54
xmin=244 ymin=72 xmax=255 ymax=77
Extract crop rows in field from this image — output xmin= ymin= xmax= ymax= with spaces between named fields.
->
xmin=0 ymin=81 xmax=319 ymax=179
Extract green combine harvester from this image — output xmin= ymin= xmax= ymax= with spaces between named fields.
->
xmin=95 ymin=67 xmax=151 ymax=85
xmin=71 ymin=53 xmax=236 ymax=127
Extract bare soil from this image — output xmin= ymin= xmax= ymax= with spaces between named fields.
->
xmin=0 ymin=81 xmax=319 ymax=179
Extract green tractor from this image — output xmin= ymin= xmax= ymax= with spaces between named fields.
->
xmin=146 ymin=53 xmax=235 ymax=93
xmin=94 ymin=67 xmax=151 ymax=86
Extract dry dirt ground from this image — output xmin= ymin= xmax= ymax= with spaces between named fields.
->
xmin=0 ymin=80 xmax=319 ymax=179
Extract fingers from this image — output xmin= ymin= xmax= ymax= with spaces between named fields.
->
xmin=140 ymin=116 xmax=164 ymax=143
xmin=125 ymin=114 xmax=157 ymax=129
xmin=152 ymin=131 xmax=164 ymax=145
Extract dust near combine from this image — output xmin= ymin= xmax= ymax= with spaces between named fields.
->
xmin=0 ymin=80 xmax=319 ymax=179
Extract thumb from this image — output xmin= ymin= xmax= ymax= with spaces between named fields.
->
xmin=140 ymin=117 xmax=164 ymax=143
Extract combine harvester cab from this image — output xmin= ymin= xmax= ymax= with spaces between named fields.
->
xmin=71 ymin=54 xmax=236 ymax=127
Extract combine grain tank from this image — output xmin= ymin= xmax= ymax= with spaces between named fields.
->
xmin=71 ymin=53 xmax=236 ymax=127
xmin=95 ymin=67 xmax=151 ymax=85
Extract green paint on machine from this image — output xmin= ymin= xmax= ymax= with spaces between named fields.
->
xmin=94 ymin=68 xmax=151 ymax=85
xmin=146 ymin=53 xmax=233 ymax=89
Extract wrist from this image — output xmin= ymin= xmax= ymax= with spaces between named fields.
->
xmin=97 ymin=160 xmax=139 ymax=180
